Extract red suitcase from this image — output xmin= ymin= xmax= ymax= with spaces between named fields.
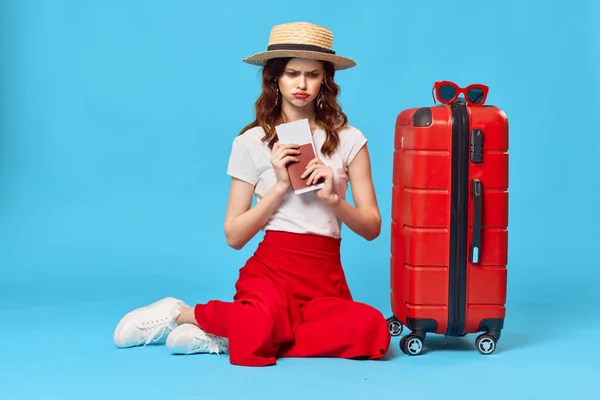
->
xmin=386 ymin=83 xmax=509 ymax=356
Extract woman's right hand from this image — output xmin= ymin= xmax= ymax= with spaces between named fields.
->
xmin=270 ymin=142 xmax=300 ymax=190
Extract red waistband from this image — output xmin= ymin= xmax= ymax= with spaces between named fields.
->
xmin=261 ymin=230 xmax=341 ymax=255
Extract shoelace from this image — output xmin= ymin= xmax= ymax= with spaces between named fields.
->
xmin=189 ymin=333 xmax=229 ymax=355
xmin=137 ymin=317 xmax=174 ymax=347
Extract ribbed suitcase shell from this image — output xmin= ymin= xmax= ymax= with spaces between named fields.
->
xmin=387 ymin=102 xmax=509 ymax=356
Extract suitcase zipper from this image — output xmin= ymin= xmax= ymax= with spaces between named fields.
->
xmin=447 ymin=101 xmax=469 ymax=336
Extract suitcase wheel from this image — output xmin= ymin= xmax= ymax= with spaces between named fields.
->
xmin=386 ymin=316 xmax=403 ymax=336
xmin=400 ymin=334 xmax=423 ymax=356
xmin=475 ymin=334 xmax=497 ymax=355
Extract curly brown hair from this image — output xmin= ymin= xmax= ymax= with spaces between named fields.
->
xmin=238 ymin=58 xmax=348 ymax=157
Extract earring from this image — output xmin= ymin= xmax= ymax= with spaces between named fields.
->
xmin=317 ymin=91 xmax=325 ymax=109
xmin=317 ymin=81 xmax=326 ymax=109
xmin=272 ymin=78 xmax=279 ymax=106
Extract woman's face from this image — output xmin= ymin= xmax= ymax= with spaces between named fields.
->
xmin=277 ymin=58 xmax=324 ymax=109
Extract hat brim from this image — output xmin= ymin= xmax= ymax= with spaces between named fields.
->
xmin=242 ymin=49 xmax=356 ymax=71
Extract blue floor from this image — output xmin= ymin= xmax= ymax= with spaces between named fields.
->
xmin=2 ymin=277 xmax=598 ymax=399
xmin=2 ymin=1 xmax=599 ymax=398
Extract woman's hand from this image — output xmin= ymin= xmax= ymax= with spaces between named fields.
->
xmin=302 ymin=157 xmax=340 ymax=205
xmin=270 ymin=142 xmax=300 ymax=190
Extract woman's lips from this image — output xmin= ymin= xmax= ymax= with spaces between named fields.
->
xmin=293 ymin=93 xmax=309 ymax=98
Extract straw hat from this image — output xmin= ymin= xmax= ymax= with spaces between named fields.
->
xmin=242 ymin=22 xmax=356 ymax=71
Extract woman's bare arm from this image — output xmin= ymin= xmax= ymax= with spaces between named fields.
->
xmin=330 ymin=145 xmax=381 ymax=241
xmin=223 ymin=178 xmax=288 ymax=250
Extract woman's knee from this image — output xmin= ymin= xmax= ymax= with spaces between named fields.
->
xmin=352 ymin=303 xmax=391 ymax=355
xmin=227 ymin=298 xmax=293 ymax=366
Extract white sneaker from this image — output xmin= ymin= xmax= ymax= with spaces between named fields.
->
xmin=166 ymin=323 xmax=229 ymax=355
xmin=113 ymin=297 xmax=188 ymax=348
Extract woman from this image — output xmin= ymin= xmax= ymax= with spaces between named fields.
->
xmin=113 ymin=21 xmax=391 ymax=367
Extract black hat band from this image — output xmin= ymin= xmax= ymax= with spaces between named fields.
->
xmin=267 ymin=43 xmax=336 ymax=54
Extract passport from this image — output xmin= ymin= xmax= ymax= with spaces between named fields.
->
xmin=275 ymin=118 xmax=325 ymax=194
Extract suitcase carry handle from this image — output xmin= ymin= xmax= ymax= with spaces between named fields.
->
xmin=470 ymin=179 xmax=482 ymax=263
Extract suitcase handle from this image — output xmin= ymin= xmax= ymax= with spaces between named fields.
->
xmin=470 ymin=179 xmax=482 ymax=263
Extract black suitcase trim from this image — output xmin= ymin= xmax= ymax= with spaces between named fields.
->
xmin=447 ymin=102 xmax=469 ymax=336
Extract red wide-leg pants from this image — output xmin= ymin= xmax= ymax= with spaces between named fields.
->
xmin=193 ymin=230 xmax=390 ymax=367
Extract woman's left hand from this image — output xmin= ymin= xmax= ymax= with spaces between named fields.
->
xmin=301 ymin=157 xmax=340 ymax=205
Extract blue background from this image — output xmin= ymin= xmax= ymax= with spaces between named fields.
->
xmin=1 ymin=0 xmax=598 ymax=398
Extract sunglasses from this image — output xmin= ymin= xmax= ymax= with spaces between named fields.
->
xmin=432 ymin=80 xmax=489 ymax=106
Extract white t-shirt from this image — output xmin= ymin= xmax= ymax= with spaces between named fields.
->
xmin=226 ymin=124 xmax=367 ymax=239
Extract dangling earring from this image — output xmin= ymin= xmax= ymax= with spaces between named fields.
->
xmin=273 ymin=78 xmax=280 ymax=106
xmin=317 ymin=80 xmax=325 ymax=110
xmin=317 ymin=90 xmax=325 ymax=109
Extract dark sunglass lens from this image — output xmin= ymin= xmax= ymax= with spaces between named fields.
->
xmin=467 ymin=88 xmax=485 ymax=104
xmin=438 ymin=85 xmax=457 ymax=101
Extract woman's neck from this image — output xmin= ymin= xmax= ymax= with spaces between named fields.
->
xmin=280 ymin=104 xmax=318 ymax=132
